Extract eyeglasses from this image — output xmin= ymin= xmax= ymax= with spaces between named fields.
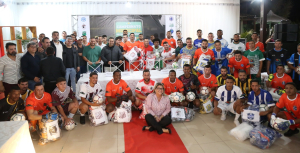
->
xmin=156 ymin=88 xmax=163 ymax=91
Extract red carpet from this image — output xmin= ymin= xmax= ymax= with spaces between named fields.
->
xmin=124 ymin=111 xmax=188 ymax=153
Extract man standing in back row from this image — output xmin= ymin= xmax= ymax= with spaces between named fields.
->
xmin=161 ymin=31 xmax=176 ymax=49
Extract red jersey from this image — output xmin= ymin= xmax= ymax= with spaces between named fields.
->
xmin=198 ymin=74 xmax=218 ymax=88
xmin=162 ymin=77 xmax=184 ymax=95
xmin=277 ymin=93 xmax=300 ymax=119
xmin=228 ymin=56 xmax=250 ymax=78
xmin=161 ymin=38 xmax=176 ymax=49
xmin=246 ymin=41 xmax=265 ymax=52
xmin=193 ymin=48 xmax=215 ymax=61
xmin=124 ymin=41 xmax=139 ymax=52
xmin=135 ymin=79 xmax=157 ymax=97
xmin=25 ymin=92 xmax=53 ymax=115
xmin=105 ymin=79 xmax=131 ymax=105
xmin=140 ymin=45 xmax=153 ymax=56
xmin=270 ymin=73 xmax=293 ymax=89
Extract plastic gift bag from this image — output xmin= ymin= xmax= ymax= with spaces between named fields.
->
xmin=171 ymin=106 xmax=195 ymax=122
xmin=229 ymin=122 xmax=254 ymax=141
xmin=38 ymin=113 xmax=61 ymax=145
xmin=89 ymin=105 xmax=108 ymax=126
xmin=193 ymin=54 xmax=211 ymax=74
xmin=268 ymin=88 xmax=285 ymax=102
xmin=199 ymin=95 xmax=213 ymax=114
xmin=124 ymin=46 xmax=140 ymax=61
xmin=249 ymin=126 xmax=282 ymax=149
xmin=139 ymin=104 xmax=148 ymax=119
xmin=114 ymin=100 xmax=132 ymax=123
xmin=180 ymin=54 xmax=192 ymax=69
xmin=242 ymin=105 xmax=260 ymax=123
xmin=146 ymin=53 xmax=156 ymax=70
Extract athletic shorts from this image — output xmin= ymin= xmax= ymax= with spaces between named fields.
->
xmin=218 ymin=102 xmax=235 ymax=114
xmin=62 ymin=103 xmax=70 ymax=116
xmin=284 ymin=111 xmax=300 ymax=129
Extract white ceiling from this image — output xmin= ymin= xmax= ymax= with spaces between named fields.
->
xmin=9 ymin=0 xmax=239 ymax=3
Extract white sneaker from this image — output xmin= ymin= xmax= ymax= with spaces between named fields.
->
xmin=220 ymin=111 xmax=227 ymax=121
xmin=234 ymin=120 xmax=240 ymax=126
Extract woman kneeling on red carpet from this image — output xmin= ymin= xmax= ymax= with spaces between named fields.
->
xmin=143 ymin=83 xmax=172 ymax=134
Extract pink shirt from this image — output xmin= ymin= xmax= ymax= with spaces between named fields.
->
xmin=145 ymin=93 xmax=171 ymax=117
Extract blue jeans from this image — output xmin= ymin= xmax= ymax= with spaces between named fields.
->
xmin=76 ymin=65 xmax=87 ymax=82
xmin=28 ymin=79 xmax=43 ymax=90
xmin=65 ymin=68 xmax=76 ymax=93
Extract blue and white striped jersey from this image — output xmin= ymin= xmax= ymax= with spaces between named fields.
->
xmin=215 ymin=85 xmax=243 ymax=104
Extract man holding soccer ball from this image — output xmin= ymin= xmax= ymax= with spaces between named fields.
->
xmin=269 ymin=82 xmax=300 ymax=137
xmin=198 ymin=65 xmax=218 ymax=97
xmin=162 ymin=70 xmax=185 ymax=106
xmin=51 ymin=77 xmax=79 ymax=126
xmin=214 ymin=77 xmax=244 ymax=126
xmin=266 ymin=64 xmax=292 ymax=90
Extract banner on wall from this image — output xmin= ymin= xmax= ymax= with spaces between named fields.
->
xmin=165 ymin=15 xmax=177 ymax=40
xmin=77 ymin=16 xmax=90 ymax=41
xmin=115 ymin=21 xmax=143 ymax=40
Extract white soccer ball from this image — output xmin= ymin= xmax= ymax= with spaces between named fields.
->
xmin=201 ymin=87 xmax=209 ymax=95
xmin=226 ymin=53 xmax=233 ymax=59
xmin=272 ymin=117 xmax=288 ymax=131
xmin=172 ymin=62 xmax=179 ymax=69
xmin=93 ymin=94 xmax=104 ymax=105
xmin=296 ymin=66 xmax=300 ymax=75
xmin=155 ymin=52 xmax=160 ymax=58
xmin=10 ymin=113 xmax=26 ymax=121
xmin=284 ymin=65 xmax=290 ymax=73
xmin=171 ymin=92 xmax=184 ymax=103
xmin=259 ymin=104 xmax=269 ymax=112
xmin=186 ymin=92 xmax=196 ymax=101
xmin=65 ymin=119 xmax=75 ymax=131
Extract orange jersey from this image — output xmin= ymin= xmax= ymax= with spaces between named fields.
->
xmin=135 ymin=40 xmax=144 ymax=48
xmin=228 ymin=56 xmax=250 ymax=78
xmin=246 ymin=41 xmax=265 ymax=52
xmin=277 ymin=93 xmax=300 ymax=119
xmin=120 ymin=42 xmax=125 ymax=47
xmin=162 ymin=77 xmax=184 ymax=95
xmin=193 ymin=48 xmax=215 ymax=61
xmin=270 ymin=73 xmax=293 ymax=89
xmin=124 ymin=41 xmax=139 ymax=52
xmin=198 ymin=74 xmax=218 ymax=88
xmin=161 ymin=38 xmax=176 ymax=49
xmin=105 ymin=79 xmax=131 ymax=99
xmin=25 ymin=92 xmax=53 ymax=115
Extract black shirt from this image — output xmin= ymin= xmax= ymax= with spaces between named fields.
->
xmin=65 ymin=48 xmax=74 ymax=68
xmin=77 ymin=44 xmax=86 ymax=66
xmin=0 ymin=97 xmax=24 ymax=121
xmin=40 ymin=55 xmax=66 ymax=82
xmin=21 ymin=52 xmax=41 ymax=80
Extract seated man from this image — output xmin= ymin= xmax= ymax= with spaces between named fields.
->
xmin=267 ymin=64 xmax=293 ymax=90
xmin=162 ymin=70 xmax=185 ymax=106
xmin=216 ymin=66 xmax=235 ymax=87
xmin=214 ymin=77 xmax=244 ymax=126
xmin=18 ymin=77 xmax=33 ymax=103
xmin=161 ymin=42 xmax=176 ymax=68
xmin=51 ymin=77 xmax=79 ymax=125
xmin=269 ymin=83 xmax=300 ymax=137
xmin=78 ymin=72 xmax=104 ymax=124
xmin=178 ymin=64 xmax=200 ymax=108
xmin=25 ymin=83 xmax=58 ymax=133
xmin=235 ymin=70 xmax=252 ymax=100
xmin=0 ymin=86 xmax=24 ymax=121
xmin=198 ymin=65 xmax=218 ymax=97
xmin=105 ymin=70 xmax=135 ymax=109
xmin=241 ymin=79 xmax=275 ymax=123
xmin=135 ymin=69 xmax=157 ymax=109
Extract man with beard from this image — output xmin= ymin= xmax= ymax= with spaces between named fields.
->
xmin=83 ymin=38 xmax=102 ymax=72
xmin=178 ymin=64 xmax=200 ymax=108
xmin=21 ymin=42 xmax=42 ymax=90
xmin=235 ymin=70 xmax=252 ymax=98
xmin=228 ymin=50 xmax=250 ymax=78
xmin=0 ymin=43 xmax=22 ymax=96
xmin=194 ymin=29 xmax=204 ymax=49
xmin=135 ymin=69 xmax=156 ymax=109
xmin=266 ymin=39 xmax=289 ymax=74
xmin=162 ymin=70 xmax=185 ymax=106
xmin=136 ymin=33 xmax=144 ymax=48
xmin=37 ymin=37 xmax=51 ymax=59
xmin=50 ymin=31 xmax=64 ymax=59
xmin=18 ymin=78 xmax=33 ymax=102
xmin=227 ymin=34 xmax=246 ymax=52
xmin=216 ymin=66 xmax=235 ymax=87
xmin=161 ymin=42 xmax=176 ymax=68
xmin=193 ymin=39 xmax=215 ymax=71
xmin=267 ymin=64 xmax=292 ymax=90
xmin=216 ymin=29 xmax=228 ymax=48
xmin=246 ymin=32 xmax=265 ymax=52
xmin=212 ymin=40 xmax=232 ymax=76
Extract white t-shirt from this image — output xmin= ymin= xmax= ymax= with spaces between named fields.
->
xmin=97 ymin=43 xmax=106 ymax=50
xmin=54 ymin=42 xmax=63 ymax=59
xmin=227 ymin=42 xmax=246 ymax=52
xmin=161 ymin=48 xmax=175 ymax=67
xmin=217 ymin=38 xmax=228 ymax=48
xmin=78 ymin=82 xmax=103 ymax=102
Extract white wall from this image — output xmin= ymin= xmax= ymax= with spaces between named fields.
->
xmin=0 ymin=0 xmax=240 ymax=42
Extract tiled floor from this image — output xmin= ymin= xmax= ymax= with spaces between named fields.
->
xmin=32 ymin=113 xmax=300 ymax=153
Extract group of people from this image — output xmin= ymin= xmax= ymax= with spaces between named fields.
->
xmin=0 ymin=28 xmax=299 ymax=140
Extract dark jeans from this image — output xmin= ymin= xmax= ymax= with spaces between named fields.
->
xmin=145 ymin=114 xmax=172 ymax=134
xmin=2 ymin=82 xmax=18 ymax=97
xmin=44 ymin=82 xmax=57 ymax=94
xmin=76 ymin=65 xmax=87 ymax=82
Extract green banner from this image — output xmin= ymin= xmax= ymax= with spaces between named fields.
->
xmin=115 ymin=22 xmax=142 ymax=39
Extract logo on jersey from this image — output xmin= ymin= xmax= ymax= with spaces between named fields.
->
xmin=174 ymin=86 xmax=177 ymax=90
xmin=247 ymin=113 xmax=254 ymax=120
xmin=293 ymin=106 xmax=297 ymax=111
xmin=281 ymin=54 xmax=284 ymax=57
xmin=282 ymin=81 xmax=285 ymax=85
xmin=241 ymin=64 xmax=244 ymax=67
xmin=119 ymin=87 xmax=122 ymax=90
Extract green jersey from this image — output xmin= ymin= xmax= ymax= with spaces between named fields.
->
xmin=243 ymin=49 xmax=265 ymax=74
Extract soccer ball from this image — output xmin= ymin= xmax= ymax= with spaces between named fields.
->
xmin=284 ymin=65 xmax=290 ymax=73
xmin=186 ymin=92 xmax=196 ymax=101
xmin=201 ymin=87 xmax=209 ymax=95
xmin=172 ymin=62 xmax=179 ymax=69
xmin=296 ymin=66 xmax=300 ymax=75
xmin=226 ymin=53 xmax=233 ymax=59
xmin=170 ymin=92 xmax=184 ymax=102
xmin=65 ymin=119 xmax=75 ymax=131
xmin=93 ymin=94 xmax=104 ymax=105
xmin=272 ymin=117 xmax=289 ymax=131
xmin=259 ymin=104 xmax=269 ymax=112
xmin=155 ymin=52 xmax=160 ymax=58
xmin=10 ymin=113 xmax=26 ymax=121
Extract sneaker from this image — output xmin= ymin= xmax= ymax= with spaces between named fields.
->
xmin=234 ymin=120 xmax=240 ymax=127
xmin=284 ymin=128 xmax=299 ymax=137
xmin=80 ymin=116 xmax=85 ymax=125
xmin=220 ymin=111 xmax=227 ymax=121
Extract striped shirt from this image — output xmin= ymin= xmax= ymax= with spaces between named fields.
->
xmin=0 ymin=54 xmax=22 ymax=84
xmin=20 ymin=89 xmax=33 ymax=104
xmin=215 ymin=85 xmax=243 ymax=104
xmin=235 ymin=78 xmax=252 ymax=98
xmin=216 ymin=74 xmax=235 ymax=87
xmin=247 ymin=89 xmax=275 ymax=107
xmin=145 ymin=93 xmax=171 ymax=117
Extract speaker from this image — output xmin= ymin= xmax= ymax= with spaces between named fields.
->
xmin=275 ymin=33 xmax=298 ymax=42
xmin=274 ymin=24 xmax=298 ymax=42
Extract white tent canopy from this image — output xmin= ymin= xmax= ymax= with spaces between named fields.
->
xmin=0 ymin=0 xmax=240 ymax=42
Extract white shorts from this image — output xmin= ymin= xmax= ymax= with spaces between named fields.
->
xmin=217 ymin=102 xmax=236 ymax=114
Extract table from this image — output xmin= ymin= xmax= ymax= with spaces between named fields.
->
xmin=76 ymin=69 xmax=184 ymax=98
xmin=0 ymin=121 xmax=36 ymax=153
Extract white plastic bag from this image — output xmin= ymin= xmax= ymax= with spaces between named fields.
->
xmin=38 ymin=113 xmax=61 ymax=145
xmin=124 ymin=46 xmax=140 ymax=61
xmin=139 ymin=104 xmax=148 ymax=119
xmin=229 ymin=122 xmax=254 ymax=141
xmin=171 ymin=106 xmax=195 ymax=122
xmin=89 ymin=105 xmax=108 ymax=126
xmin=114 ymin=100 xmax=132 ymax=123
